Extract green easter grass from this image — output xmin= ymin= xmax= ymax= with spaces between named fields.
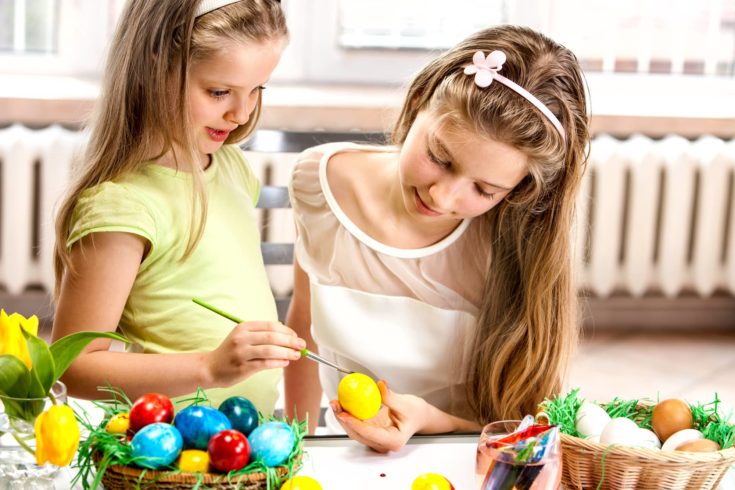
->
xmin=541 ymin=388 xmax=734 ymax=449
xmin=73 ymin=386 xmax=307 ymax=490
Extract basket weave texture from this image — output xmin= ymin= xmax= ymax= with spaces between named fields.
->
xmin=95 ymin=452 xmax=291 ymax=490
xmin=561 ymin=433 xmax=735 ymax=490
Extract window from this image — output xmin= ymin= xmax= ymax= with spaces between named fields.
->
xmin=278 ymin=0 xmax=735 ymax=83
xmin=0 ymin=0 xmax=58 ymax=54
xmin=0 ymin=0 xmax=123 ymax=77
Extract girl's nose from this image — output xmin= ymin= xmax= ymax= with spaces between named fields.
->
xmin=225 ymin=93 xmax=257 ymax=126
xmin=428 ymin=177 xmax=464 ymax=211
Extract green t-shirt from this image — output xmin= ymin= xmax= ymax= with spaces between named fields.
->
xmin=68 ymin=144 xmax=280 ymax=413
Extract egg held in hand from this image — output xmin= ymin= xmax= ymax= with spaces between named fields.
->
xmin=651 ymin=398 xmax=692 ymax=442
xmin=337 ymin=373 xmax=382 ymax=420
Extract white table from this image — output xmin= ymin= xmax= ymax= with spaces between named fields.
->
xmin=297 ymin=434 xmax=477 ymax=489
xmin=50 ymin=433 xmax=478 ymax=489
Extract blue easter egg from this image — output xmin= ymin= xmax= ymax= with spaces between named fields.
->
xmin=248 ymin=421 xmax=295 ymax=467
xmin=174 ymin=405 xmax=232 ymax=449
xmin=219 ymin=396 xmax=259 ymax=436
xmin=131 ymin=422 xmax=183 ymax=469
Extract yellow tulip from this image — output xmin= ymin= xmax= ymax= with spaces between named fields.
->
xmin=0 ymin=309 xmax=38 ymax=369
xmin=34 ymin=404 xmax=80 ymax=466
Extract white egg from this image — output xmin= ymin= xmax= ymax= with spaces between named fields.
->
xmin=634 ymin=428 xmax=661 ymax=449
xmin=585 ymin=435 xmax=600 ymax=443
xmin=661 ymin=428 xmax=703 ymax=451
xmin=599 ymin=417 xmax=641 ymax=445
xmin=575 ymin=402 xmax=611 ymax=438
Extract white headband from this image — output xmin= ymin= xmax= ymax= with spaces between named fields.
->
xmin=464 ymin=50 xmax=566 ymax=140
xmin=195 ymin=0 xmax=242 ymax=17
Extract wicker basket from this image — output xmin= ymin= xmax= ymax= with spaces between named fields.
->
xmin=94 ymin=452 xmax=293 ymax=490
xmin=561 ymin=434 xmax=735 ymax=490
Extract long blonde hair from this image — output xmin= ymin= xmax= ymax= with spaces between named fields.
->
xmin=53 ymin=0 xmax=287 ymax=297
xmin=393 ymin=25 xmax=590 ymax=422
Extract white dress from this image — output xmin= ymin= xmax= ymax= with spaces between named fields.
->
xmin=289 ymin=143 xmax=491 ymax=432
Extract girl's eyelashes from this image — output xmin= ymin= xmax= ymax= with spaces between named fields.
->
xmin=476 ymin=186 xmax=495 ymax=200
xmin=208 ymin=86 xmax=265 ymax=99
xmin=209 ymin=89 xmax=230 ymax=99
xmin=427 ymin=148 xmax=450 ymax=168
xmin=428 ymin=146 xmax=496 ymax=200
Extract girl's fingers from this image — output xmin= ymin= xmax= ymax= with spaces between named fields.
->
xmin=239 ymin=330 xmax=306 ymax=350
xmin=239 ymin=321 xmax=299 ymax=337
xmin=247 ymin=345 xmax=302 ymax=361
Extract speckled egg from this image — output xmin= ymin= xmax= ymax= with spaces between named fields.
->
xmin=131 ymin=422 xmax=183 ymax=469
xmin=248 ymin=421 xmax=295 ymax=467
xmin=174 ymin=405 xmax=232 ymax=449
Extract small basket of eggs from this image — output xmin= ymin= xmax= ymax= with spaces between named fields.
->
xmin=540 ymin=389 xmax=735 ymax=490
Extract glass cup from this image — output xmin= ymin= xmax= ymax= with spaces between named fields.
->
xmin=0 ymin=380 xmax=68 ymax=487
xmin=475 ymin=420 xmax=562 ymax=490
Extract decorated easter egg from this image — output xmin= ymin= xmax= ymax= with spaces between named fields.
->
xmin=248 ymin=421 xmax=295 ymax=467
xmin=337 ymin=373 xmax=381 ymax=420
xmin=411 ymin=473 xmax=455 ymax=490
xmin=219 ymin=396 xmax=259 ymax=436
xmin=130 ymin=422 xmax=183 ymax=469
xmin=174 ymin=405 xmax=232 ymax=449
xmin=281 ymin=475 xmax=323 ymax=490
xmin=105 ymin=412 xmax=130 ymax=434
xmin=178 ymin=449 xmax=210 ymax=472
xmin=129 ymin=393 xmax=174 ymax=432
xmin=208 ymin=429 xmax=250 ymax=472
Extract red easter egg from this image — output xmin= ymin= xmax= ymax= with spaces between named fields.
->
xmin=129 ymin=393 xmax=174 ymax=432
xmin=208 ymin=429 xmax=251 ymax=472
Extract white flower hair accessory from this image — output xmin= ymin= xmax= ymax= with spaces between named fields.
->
xmin=463 ymin=50 xmax=566 ymax=140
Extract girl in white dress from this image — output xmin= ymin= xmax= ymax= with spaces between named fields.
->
xmin=284 ymin=25 xmax=590 ymax=452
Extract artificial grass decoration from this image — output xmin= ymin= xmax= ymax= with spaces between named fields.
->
xmin=540 ymin=388 xmax=734 ymax=449
xmin=72 ymin=386 xmax=307 ymax=490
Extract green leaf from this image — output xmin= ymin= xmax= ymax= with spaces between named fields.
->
xmin=22 ymin=329 xmax=55 ymax=395
xmin=49 ymin=331 xmax=129 ymax=381
xmin=0 ymin=355 xmax=31 ymax=398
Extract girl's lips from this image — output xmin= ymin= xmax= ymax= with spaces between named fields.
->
xmin=414 ymin=189 xmax=441 ymax=217
xmin=206 ymin=127 xmax=231 ymax=142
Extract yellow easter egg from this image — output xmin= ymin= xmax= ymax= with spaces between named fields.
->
xmin=412 ymin=473 xmax=455 ymax=490
xmin=178 ymin=449 xmax=210 ymax=473
xmin=337 ymin=373 xmax=381 ymax=420
xmin=105 ymin=412 xmax=130 ymax=434
xmin=281 ymin=475 xmax=323 ymax=490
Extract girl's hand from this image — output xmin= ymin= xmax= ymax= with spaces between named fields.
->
xmin=205 ymin=321 xmax=305 ymax=387
xmin=330 ymin=380 xmax=429 ymax=453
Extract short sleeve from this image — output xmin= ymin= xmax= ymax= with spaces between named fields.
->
xmin=67 ymin=181 xmax=156 ymax=249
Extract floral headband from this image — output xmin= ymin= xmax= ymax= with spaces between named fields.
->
xmin=196 ymin=0 xmax=281 ymax=17
xmin=464 ymin=50 xmax=565 ymax=140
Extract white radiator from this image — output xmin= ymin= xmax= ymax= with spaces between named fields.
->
xmin=1 ymin=124 xmax=734 ymax=299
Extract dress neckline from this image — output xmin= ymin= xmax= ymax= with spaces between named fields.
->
xmin=318 ymin=143 xmax=472 ymax=259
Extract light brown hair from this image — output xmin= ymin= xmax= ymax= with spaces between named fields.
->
xmin=393 ymin=25 xmax=590 ymax=422
xmin=53 ymin=0 xmax=287 ymax=296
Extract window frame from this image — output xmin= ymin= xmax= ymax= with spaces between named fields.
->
xmin=0 ymin=0 xmax=118 ymax=77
